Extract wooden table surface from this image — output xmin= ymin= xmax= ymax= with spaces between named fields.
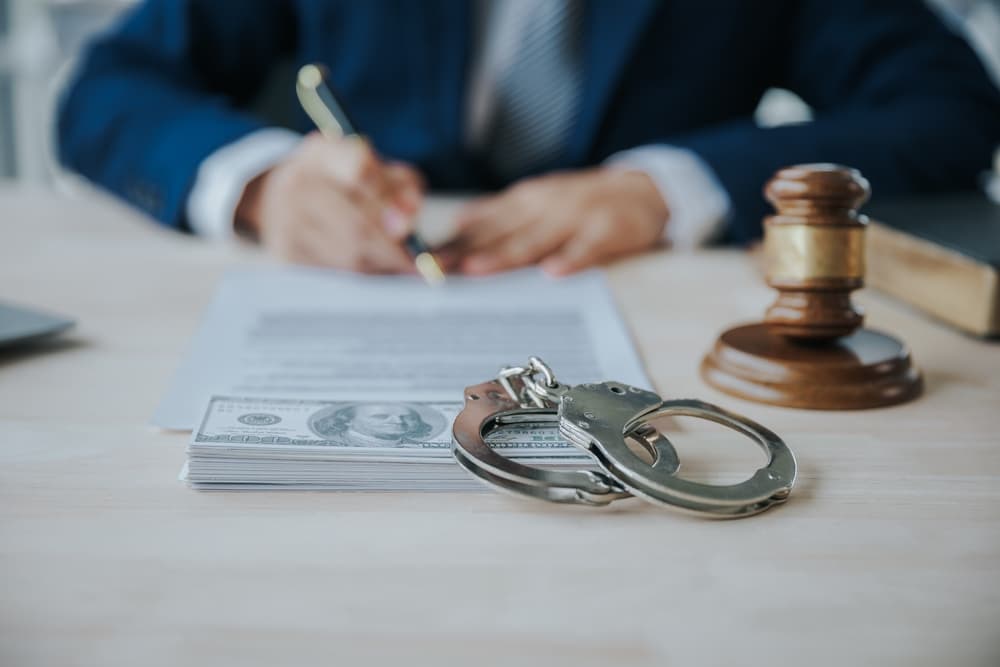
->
xmin=1 ymin=183 xmax=998 ymax=666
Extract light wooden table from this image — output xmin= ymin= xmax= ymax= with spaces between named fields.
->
xmin=1 ymin=183 xmax=998 ymax=667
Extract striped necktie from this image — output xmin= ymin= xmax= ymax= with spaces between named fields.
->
xmin=482 ymin=0 xmax=584 ymax=182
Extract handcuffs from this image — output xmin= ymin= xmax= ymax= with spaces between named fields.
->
xmin=452 ymin=357 xmax=796 ymax=518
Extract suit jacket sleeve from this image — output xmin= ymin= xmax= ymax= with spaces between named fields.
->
xmin=668 ymin=0 xmax=1000 ymax=243
xmin=57 ymin=0 xmax=296 ymax=229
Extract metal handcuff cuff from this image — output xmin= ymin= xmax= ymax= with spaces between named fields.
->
xmin=452 ymin=357 xmax=796 ymax=518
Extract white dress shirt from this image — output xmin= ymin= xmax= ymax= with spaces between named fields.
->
xmin=186 ymin=4 xmax=731 ymax=249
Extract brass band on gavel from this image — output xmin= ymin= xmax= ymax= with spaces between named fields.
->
xmin=762 ymin=165 xmax=871 ymax=340
xmin=766 ymin=225 xmax=866 ymax=284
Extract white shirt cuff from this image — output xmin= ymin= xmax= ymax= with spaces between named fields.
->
xmin=185 ymin=128 xmax=302 ymax=240
xmin=608 ymin=145 xmax=731 ymax=250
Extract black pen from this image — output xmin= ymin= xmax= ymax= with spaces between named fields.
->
xmin=295 ymin=63 xmax=445 ymax=285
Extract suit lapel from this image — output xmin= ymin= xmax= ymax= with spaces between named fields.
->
xmin=569 ymin=0 xmax=659 ymax=163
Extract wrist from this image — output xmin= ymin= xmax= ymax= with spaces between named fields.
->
xmin=630 ymin=169 xmax=670 ymax=217
xmin=606 ymin=145 xmax=731 ymax=249
xmin=613 ymin=168 xmax=670 ymax=232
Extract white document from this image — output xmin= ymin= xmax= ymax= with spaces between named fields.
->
xmin=153 ymin=267 xmax=649 ymax=430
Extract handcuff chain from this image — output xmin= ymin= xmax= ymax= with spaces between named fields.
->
xmin=497 ymin=356 xmax=561 ymax=408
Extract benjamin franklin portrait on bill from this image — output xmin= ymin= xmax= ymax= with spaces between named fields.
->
xmin=307 ymin=402 xmax=447 ymax=447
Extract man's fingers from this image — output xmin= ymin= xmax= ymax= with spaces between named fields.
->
xmin=300 ymin=133 xmax=373 ymax=189
xmin=460 ymin=238 xmax=537 ymax=275
xmin=453 ymin=193 xmax=506 ymax=231
xmin=439 ymin=196 xmax=525 ymax=264
xmin=302 ymin=187 xmax=413 ymax=273
xmin=380 ymin=162 xmax=424 ymax=242
xmin=439 ymin=223 xmax=516 ymax=265
xmin=455 ymin=177 xmax=551 ymax=230
xmin=293 ymin=228 xmax=342 ymax=267
xmin=540 ymin=238 xmax=600 ymax=276
xmin=361 ymin=225 xmax=417 ymax=274
xmin=306 ymin=134 xmax=400 ymax=208
xmin=384 ymin=162 xmax=425 ymax=216
xmin=459 ymin=218 xmax=574 ymax=275
xmin=540 ymin=215 xmax=622 ymax=276
xmin=301 ymin=134 xmax=423 ymax=244
xmin=303 ymin=217 xmax=412 ymax=274
xmin=435 ymin=187 xmax=535 ymax=271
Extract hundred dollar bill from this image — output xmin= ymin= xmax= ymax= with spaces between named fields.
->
xmin=192 ymin=396 xmax=585 ymax=457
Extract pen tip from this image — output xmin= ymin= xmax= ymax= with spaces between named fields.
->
xmin=415 ymin=253 xmax=447 ymax=286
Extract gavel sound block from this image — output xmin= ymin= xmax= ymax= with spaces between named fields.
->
xmin=700 ymin=164 xmax=922 ymax=409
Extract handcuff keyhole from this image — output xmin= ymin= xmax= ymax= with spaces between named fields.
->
xmin=610 ymin=386 xmax=625 ymax=395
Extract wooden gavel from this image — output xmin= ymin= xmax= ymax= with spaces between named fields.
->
xmin=700 ymin=163 xmax=922 ymax=410
xmin=763 ymin=164 xmax=869 ymax=340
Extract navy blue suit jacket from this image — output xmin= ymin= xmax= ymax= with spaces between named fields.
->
xmin=58 ymin=0 xmax=1000 ymax=242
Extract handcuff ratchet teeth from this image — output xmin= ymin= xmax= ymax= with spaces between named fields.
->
xmin=451 ymin=357 xmax=797 ymax=518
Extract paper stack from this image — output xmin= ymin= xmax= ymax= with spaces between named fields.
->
xmin=183 ymin=396 xmax=590 ymax=491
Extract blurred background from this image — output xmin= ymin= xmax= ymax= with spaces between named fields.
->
xmin=0 ymin=0 xmax=999 ymax=186
xmin=0 ymin=0 xmax=134 ymax=183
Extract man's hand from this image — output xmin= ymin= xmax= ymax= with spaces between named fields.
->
xmin=438 ymin=168 xmax=668 ymax=276
xmin=235 ymin=132 xmax=424 ymax=272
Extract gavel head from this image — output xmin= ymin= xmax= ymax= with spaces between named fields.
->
xmin=763 ymin=164 xmax=871 ymax=340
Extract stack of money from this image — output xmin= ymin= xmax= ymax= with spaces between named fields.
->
xmin=183 ymin=396 xmax=591 ymax=490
